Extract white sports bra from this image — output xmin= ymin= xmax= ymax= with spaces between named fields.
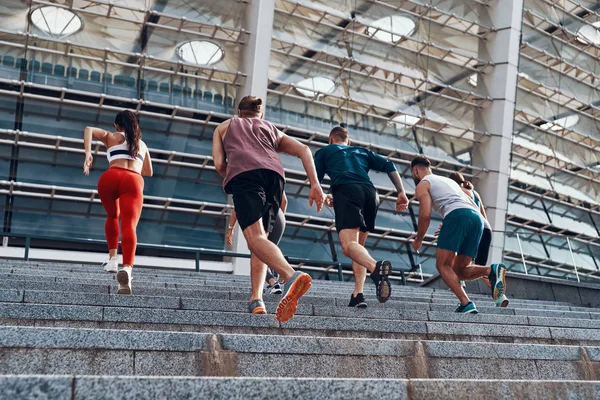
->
xmin=106 ymin=132 xmax=144 ymax=164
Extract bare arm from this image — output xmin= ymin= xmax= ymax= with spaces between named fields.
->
xmin=475 ymin=192 xmax=488 ymax=220
xmin=141 ymin=145 xmax=153 ymax=177
xmin=277 ymin=134 xmax=325 ymax=211
xmin=225 ymin=209 xmax=238 ymax=246
xmin=83 ymin=126 xmax=110 ymax=175
xmin=389 ymin=170 xmax=409 ymax=212
xmin=415 ymin=182 xmax=432 ymax=242
xmin=280 ymin=192 xmax=288 ymax=213
xmin=212 ymin=122 xmax=228 ymax=178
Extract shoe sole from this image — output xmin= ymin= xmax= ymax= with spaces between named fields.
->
xmin=270 ymin=290 xmax=283 ymax=295
xmin=276 ymin=274 xmax=312 ymax=323
xmin=499 ymin=298 xmax=509 ymax=308
xmin=376 ymin=260 xmax=392 ymax=303
xmin=116 ymin=270 xmax=131 ymax=295
xmin=251 ymin=307 xmax=267 ymax=315
xmin=357 ymin=303 xmax=368 ymax=309
xmin=493 ymin=265 xmax=507 ymax=300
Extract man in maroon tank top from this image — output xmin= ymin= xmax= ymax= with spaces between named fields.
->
xmin=212 ymin=95 xmax=326 ymax=322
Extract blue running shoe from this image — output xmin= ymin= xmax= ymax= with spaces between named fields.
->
xmin=495 ymin=294 xmax=509 ymax=308
xmin=455 ymin=302 xmax=478 ymax=314
xmin=489 ymin=263 xmax=507 ymax=301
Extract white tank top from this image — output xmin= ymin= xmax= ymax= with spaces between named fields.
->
xmin=106 ymin=132 xmax=144 ymax=164
xmin=422 ymin=174 xmax=479 ymax=219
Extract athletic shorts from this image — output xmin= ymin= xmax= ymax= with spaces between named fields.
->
xmin=437 ymin=208 xmax=484 ymax=259
xmin=332 ymin=183 xmax=379 ymax=232
xmin=475 ymin=227 xmax=492 ymax=266
xmin=225 ymin=169 xmax=284 ymax=233
xmin=268 ymin=208 xmax=286 ymax=245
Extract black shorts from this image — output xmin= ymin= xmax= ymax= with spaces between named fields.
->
xmin=332 ymin=183 xmax=379 ymax=232
xmin=225 ymin=169 xmax=284 ymax=233
xmin=475 ymin=227 xmax=492 ymax=266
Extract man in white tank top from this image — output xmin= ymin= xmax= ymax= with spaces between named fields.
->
xmin=410 ymin=156 xmax=507 ymax=313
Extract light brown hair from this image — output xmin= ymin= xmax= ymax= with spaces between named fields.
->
xmin=449 ymin=172 xmax=474 ymax=190
xmin=329 ymin=126 xmax=349 ymax=142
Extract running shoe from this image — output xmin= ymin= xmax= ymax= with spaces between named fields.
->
xmin=269 ymin=283 xmax=283 ymax=295
xmin=455 ymin=301 xmax=478 ymax=314
xmin=116 ymin=266 xmax=132 ymax=295
xmin=248 ymin=299 xmax=267 ymax=314
xmin=276 ymin=271 xmax=312 ymax=323
xmin=348 ymin=293 xmax=367 ymax=308
xmin=495 ymin=294 xmax=509 ymax=308
xmin=370 ymin=260 xmax=392 ymax=303
xmin=102 ymin=256 xmax=118 ymax=273
xmin=488 ymin=263 xmax=507 ymax=301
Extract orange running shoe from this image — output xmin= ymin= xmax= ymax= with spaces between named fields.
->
xmin=276 ymin=271 xmax=312 ymax=322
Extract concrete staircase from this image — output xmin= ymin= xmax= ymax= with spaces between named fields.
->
xmin=1 ymin=260 xmax=600 ymax=399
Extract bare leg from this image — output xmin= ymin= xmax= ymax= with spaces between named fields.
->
xmin=338 ymin=228 xmax=377 ymax=272
xmin=243 ymin=219 xmax=295 ymax=282
xmin=249 ymin=254 xmax=268 ymax=301
xmin=109 ymin=249 xmax=117 ymax=258
xmin=436 ymin=249 xmax=470 ymax=305
xmin=453 ymin=255 xmax=491 ymax=281
xmin=352 ymin=231 xmax=369 ymax=296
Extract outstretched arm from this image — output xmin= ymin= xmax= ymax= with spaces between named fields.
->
xmin=83 ymin=126 xmax=109 ymax=175
xmin=388 ymin=170 xmax=409 ymax=212
xmin=277 ymin=134 xmax=325 ymax=211
xmin=212 ymin=122 xmax=228 ymax=178
xmin=412 ymin=181 xmax=432 ymax=253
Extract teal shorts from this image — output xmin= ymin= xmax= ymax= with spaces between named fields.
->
xmin=437 ymin=208 xmax=484 ymax=258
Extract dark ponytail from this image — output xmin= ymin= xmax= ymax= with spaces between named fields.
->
xmin=114 ymin=110 xmax=141 ymax=158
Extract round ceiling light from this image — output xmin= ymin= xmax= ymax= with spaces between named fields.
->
xmin=177 ymin=40 xmax=224 ymax=66
xmin=540 ymin=115 xmax=579 ymax=131
xmin=296 ymin=76 xmax=336 ymax=97
xmin=576 ymin=21 xmax=600 ymax=45
xmin=369 ymin=15 xmax=416 ymax=43
xmin=31 ymin=6 xmax=83 ymax=38
xmin=393 ymin=114 xmax=420 ymax=127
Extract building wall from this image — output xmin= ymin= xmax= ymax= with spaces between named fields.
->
xmin=0 ymin=0 xmax=598 ymax=282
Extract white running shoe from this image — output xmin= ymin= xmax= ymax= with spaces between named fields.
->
xmin=102 ymin=256 xmax=119 ymax=273
xmin=116 ymin=266 xmax=132 ymax=295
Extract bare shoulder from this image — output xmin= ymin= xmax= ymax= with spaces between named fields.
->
xmin=215 ymin=119 xmax=233 ymax=138
xmin=415 ymin=180 xmax=430 ymax=197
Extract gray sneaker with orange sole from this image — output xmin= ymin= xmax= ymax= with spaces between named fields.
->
xmin=276 ymin=271 xmax=312 ymax=323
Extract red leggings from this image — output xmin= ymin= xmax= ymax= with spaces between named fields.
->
xmin=98 ymin=167 xmax=144 ymax=267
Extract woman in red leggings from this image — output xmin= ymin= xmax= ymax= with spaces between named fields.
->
xmin=82 ymin=110 xmax=153 ymax=294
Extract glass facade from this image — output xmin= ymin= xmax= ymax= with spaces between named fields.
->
xmin=0 ymin=0 xmax=598 ymax=283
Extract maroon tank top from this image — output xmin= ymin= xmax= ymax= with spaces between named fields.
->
xmin=222 ymin=117 xmax=285 ymax=189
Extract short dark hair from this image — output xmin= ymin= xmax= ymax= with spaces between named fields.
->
xmin=410 ymin=155 xmax=431 ymax=169
xmin=329 ymin=126 xmax=349 ymax=142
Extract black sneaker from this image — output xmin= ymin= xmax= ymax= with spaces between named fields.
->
xmin=370 ymin=260 xmax=392 ymax=303
xmin=348 ymin=293 xmax=368 ymax=308
xmin=269 ymin=282 xmax=283 ymax=295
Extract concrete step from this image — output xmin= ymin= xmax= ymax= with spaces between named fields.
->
xmin=3 ymin=302 xmax=600 ymax=344
xmin=1 ymin=326 xmax=598 ymax=380
xmin=2 ymin=287 xmax=599 ymax=324
xmin=0 ymin=276 xmax=585 ymax=315
xmin=2 ymin=375 xmax=600 ymax=400
xmin=0 ymin=264 xmax=578 ymax=307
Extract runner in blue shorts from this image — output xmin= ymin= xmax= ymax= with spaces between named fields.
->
xmin=410 ymin=156 xmax=507 ymax=313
